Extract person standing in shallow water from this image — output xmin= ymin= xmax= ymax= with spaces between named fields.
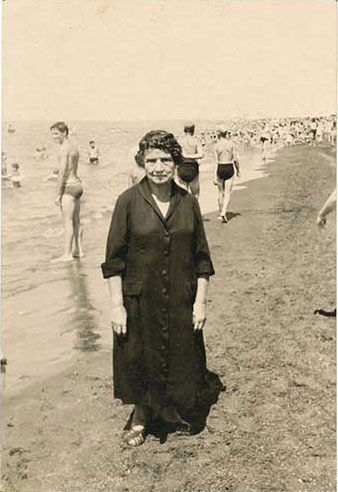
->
xmin=101 ymin=130 xmax=223 ymax=447
xmin=87 ymin=140 xmax=100 ymax=165
xmin=50 ymin=121 xmax=84 ymax=263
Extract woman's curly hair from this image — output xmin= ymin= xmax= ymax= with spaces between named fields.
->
xmin=135 ymin=130 xmax=183 ymax=168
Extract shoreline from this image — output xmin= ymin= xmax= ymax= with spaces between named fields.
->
xmin=2 ymin=143 xmax=336 ymax=491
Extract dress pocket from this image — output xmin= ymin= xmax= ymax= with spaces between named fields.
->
xmin=122 ymin=281 xmax=143 ymax=296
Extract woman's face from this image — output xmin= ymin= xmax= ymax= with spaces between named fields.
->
xmin=143 ymin=149 xmax=176 ymax=186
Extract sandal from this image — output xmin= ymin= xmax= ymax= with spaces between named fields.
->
xmin=123 ymin=426 xmax=145 ymax=447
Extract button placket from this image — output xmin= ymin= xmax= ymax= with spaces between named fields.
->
xmin=159 ymin=227 xmax=170 ymax=373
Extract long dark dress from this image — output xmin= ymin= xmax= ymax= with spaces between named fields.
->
xmin=101 ymin=178 xmax=220 ymax=420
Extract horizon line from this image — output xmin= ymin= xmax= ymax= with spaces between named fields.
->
xmin=3 ymin=113 xmax=337 ymax=124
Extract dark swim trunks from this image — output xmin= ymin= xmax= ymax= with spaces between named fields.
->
xmin=63 ymin=181 xmax=84 ymax=199
xmin=177 ymin=160 xmax=199 ymax=184
xmin=89 ymin=157 xmax=99 ymax=164
xmin=260 ymin=137 xmax=268 ymax=143
xmin=217 ymin=163 xmax=234 ymax=181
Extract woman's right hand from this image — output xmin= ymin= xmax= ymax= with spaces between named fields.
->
xmin=111 ymin=305 xmax=127 ymax=335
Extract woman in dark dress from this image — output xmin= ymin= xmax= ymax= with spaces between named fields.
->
xmin=101 ymin=130 xmax=222 ymax=447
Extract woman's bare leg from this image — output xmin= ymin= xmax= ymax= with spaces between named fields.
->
xmin=216 ymin=178 xmax=224 ymax=215
xmin=220 ymin=176 xmax=235 ymax=218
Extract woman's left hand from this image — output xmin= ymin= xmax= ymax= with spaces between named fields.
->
xmin=193 ymin=301 xmax=207 ymax=331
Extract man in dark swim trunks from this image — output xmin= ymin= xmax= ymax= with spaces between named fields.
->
xmin=177 ymin=123 xmax=204 ymax=198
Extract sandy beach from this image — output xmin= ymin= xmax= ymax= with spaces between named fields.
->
xmin=1 ymin=143 xmax=336 ymax=492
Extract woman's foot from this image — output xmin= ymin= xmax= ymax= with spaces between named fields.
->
xmin=217 ymin=215 xmax=228 ymax=223
xmin=123 ymin=425 xmax=145 ymax=447
xmin=72 ymin=250 xmax=85 ymax=258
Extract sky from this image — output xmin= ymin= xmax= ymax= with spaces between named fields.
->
xmin=2 ymin=0 xmax=337 ymax=121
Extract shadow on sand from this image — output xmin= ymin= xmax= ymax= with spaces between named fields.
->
xmin=226 ymin=211 xmax=241 ymax=222
xmin=125 ymin=371 xmax=225 ymax=444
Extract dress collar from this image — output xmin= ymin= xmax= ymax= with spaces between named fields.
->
xmin=138 ymin=177 xmax=184 ymax=223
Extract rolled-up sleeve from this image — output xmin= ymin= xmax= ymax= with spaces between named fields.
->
xmin=192 ymin=197 xmax=215 ymax=277
xmin=101 ymin=194 xmax=129 ymax=279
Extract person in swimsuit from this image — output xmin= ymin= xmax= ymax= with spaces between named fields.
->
xmin=8 ymin=163 xmax=22 ymax=188
xmin=331 ymin=120 xmax=337 ymax=146
xmin=35 ymin=146 xmax=48 ymax=160
xmin=177 ymin=123 xmax=204 ymax=198
xmin=199 ymin=132 xmax=206 ymax=147
xmin=260 ymin=127 xmax=270 ymax=160
xmin=50 ymin=121 xmax=84 ymax=262
xmin=213 ymin=125 xmax=240 ymax=223
xmin=88 ymin=140 xmax=100 ymax=164
xmin=310 ymin=118 xmax=317 ymax=147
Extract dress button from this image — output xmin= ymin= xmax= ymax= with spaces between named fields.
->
xmin=162 ymin=269 xmax=167 ymax=276
xmin=164 ymin=250 xmax=169 ymax=256
xmin=162 ymin=288 xmax=167 ymax=295
xmin=164 ymin=231 xmax=170 ymax=237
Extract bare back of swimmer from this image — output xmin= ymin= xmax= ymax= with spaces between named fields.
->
xmin=177 ymin=123 xmax=204 ymax=198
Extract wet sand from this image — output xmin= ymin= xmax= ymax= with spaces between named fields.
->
xmin=1 ymin=144 xmax=336 ymax=491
